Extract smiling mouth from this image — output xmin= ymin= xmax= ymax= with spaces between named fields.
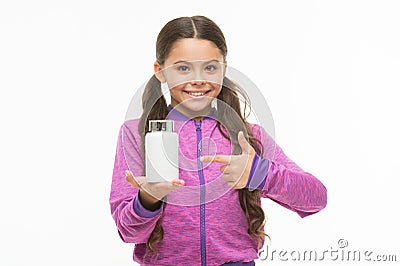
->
xmin=184 ymin=90 xmax=211 ymax=97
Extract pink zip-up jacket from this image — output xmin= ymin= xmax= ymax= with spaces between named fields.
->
xmin=109 ymin=104 xmax=327 ymax=266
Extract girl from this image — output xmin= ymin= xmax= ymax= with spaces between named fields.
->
xmin=110 ymin=16 xmax=327 ymax=266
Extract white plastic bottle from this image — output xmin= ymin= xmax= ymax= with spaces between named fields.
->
xmin=145 ymin=120 xmax=179 ymax=183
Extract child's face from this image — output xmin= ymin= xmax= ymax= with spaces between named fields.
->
xmin=155 ymin=38 xmax=225 ymax=114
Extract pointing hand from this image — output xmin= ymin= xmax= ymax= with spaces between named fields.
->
xmin=200 ymin=131 xmax=256 ymax=189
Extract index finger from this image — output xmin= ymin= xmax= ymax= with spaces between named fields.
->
xmin=200 ymin=154 xmax=232 ymax=164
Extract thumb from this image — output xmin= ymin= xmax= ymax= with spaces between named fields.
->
xmin=238 ymin=131 xmax=252 ymax=154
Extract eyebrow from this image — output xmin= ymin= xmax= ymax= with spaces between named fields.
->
xmin=172 ymin=59 xmax=222 ymax=64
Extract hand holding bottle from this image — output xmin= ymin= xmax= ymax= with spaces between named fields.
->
xmin=125 ymin=170 xmax=185 ymax=207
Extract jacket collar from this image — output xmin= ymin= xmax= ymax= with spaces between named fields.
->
xmin=167 ymin=104 xmax=216 ymax=121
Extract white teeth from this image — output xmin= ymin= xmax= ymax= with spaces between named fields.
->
xmin=186 ymin=91 xmax=206 ymax=96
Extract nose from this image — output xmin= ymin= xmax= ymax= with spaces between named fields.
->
xmin=190 ymin=79 xmax=206 ymax=86
xmin=190 ymin=67 xmax=207 ymax=85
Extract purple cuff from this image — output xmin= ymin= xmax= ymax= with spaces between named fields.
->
xmin=133 ymin=190 xmax=162 ymax=218
xmin=245 ymin=153 xmax=270 ymax=191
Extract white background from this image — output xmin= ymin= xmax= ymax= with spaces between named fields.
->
xmin=1 ymin=1 xmax=399 ymax=265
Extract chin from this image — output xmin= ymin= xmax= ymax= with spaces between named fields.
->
xmin=178 ymin=98 xmax=213 ymax=113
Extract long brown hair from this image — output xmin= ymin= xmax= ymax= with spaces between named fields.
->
xmin=138 ymin=16 xmax=269 ymax=263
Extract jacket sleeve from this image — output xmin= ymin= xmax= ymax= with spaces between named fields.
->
xmin=109 ymin=122 xmax=164 ymax=244
xmin=247 ymin=124 xmax=327 ymax=218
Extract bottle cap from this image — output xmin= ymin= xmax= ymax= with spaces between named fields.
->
xmin=149 ymin=120 xmax=174 ymax=132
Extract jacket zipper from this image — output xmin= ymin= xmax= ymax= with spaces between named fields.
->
xmin=195 ymin=120 xmax=206 ymax=266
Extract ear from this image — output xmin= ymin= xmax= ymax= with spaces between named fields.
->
xmin=154 ymin=61 xmax=166 ymax=83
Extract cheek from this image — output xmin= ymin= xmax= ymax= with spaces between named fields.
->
xmin=210 ymin=82 xmax=222 ymax=94
xmin=169 ymin=83 xmax=187 ymax=93
xmin=212 ymin=83 xmax=222 ymax=90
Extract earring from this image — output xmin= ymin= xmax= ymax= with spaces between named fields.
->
xmin=211 ymin=98 xmax=218 ymax=110
xmin=161 ymin=82 xmax=169 ymax=94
